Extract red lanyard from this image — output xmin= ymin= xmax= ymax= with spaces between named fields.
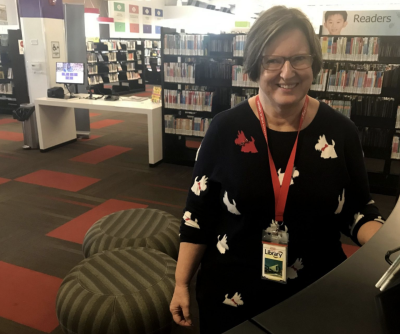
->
xmin=255 ymin=95 xmax=309 ymax=222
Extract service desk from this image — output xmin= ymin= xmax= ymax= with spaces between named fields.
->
xmin=225 ymin=199 xmax=400 ymax=334
xmin=34 ymin=96 xmax=162 ymax=166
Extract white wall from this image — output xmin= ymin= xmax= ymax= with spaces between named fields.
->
xmin=0 ymin=0 xmax=19 ymax=34
xmin=20 ymin=17 xmax=67 ymax=101
xmin=108 ymin=0 xmax=165 ymax=39
xmin=163 ymin=6 xmax=236 ymax=34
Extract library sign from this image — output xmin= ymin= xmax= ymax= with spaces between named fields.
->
xmin=322 ymin=10 xmax=400 ymax=36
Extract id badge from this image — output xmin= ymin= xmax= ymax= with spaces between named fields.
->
xmin=261 ymin=224 xmax=289 ymax=284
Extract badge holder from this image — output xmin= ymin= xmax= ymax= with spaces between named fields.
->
xmin=261 ymin=223 xmax=289 ymax=284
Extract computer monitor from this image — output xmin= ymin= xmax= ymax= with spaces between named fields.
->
xmin=56 ymin=62 xmax=85 ymax=85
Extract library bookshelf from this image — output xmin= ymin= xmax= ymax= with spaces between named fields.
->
xmin=161 ymin=28 xmax=254 ymax=166
xmin=0 ymin=29 xmax=29 ymax=114
xmin=86 ymin=38 xmax=146 ymax=96
xmin=310 ymin=33 xmax=400 ymax=196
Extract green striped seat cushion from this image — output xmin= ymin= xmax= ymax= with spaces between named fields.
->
xmin=83 ymin=209 xmax=180 ymax=259
xmin=56 ymin=247 xmax=176 ymax=334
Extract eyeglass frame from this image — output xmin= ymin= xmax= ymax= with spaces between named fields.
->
xmin=261 ymin=54 xmax=315 ymax=71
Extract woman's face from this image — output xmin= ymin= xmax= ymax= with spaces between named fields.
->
xmin=258 ymin=28 xmax=314 ymax=109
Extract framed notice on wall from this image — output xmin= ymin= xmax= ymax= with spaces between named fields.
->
xmin=322 ymin=10 xmax=400 ymax=36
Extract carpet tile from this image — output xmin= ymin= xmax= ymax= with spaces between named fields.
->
xmin=0 ymin=261 xmax=62 ymax=333
xmin=70 ymin=145 xmax=132 ymax=164
xmin=90 ymin=119 xmax=124 ymax=129
xmin=0 ymin=131 xmax=24 ymax=142
xmin=46 ymin=199 xmax=148 ymax=244
xmin=15 ymin=170 xmax=100 ymax=192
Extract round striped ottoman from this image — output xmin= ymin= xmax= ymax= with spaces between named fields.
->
xmin=56 ymin=247 xmax=176 ymax=334
xmin=83 ymin=209 xmax=180 ymax=259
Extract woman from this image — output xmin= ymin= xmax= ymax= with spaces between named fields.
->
xmin=170 ymin=6 xmax=383 ymax=333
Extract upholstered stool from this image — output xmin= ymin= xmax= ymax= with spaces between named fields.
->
xmin=56 ymin=247 xmax=176 ymax=334
xmin=83 ymin=209 xmax=180 ymax=259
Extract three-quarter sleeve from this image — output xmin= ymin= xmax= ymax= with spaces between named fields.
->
xmin=180 ymin=116 xmax=222 ymax=245
xmin=339 ymin=122 xmax=384 ymax=245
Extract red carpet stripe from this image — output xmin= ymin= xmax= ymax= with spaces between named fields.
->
xmin=41 ymin=195 xmax=97 ymax=208
xmin=342 ymin=244 xmax=360 ymax=258
xmin=15 ymin=170 xmax=100 ymax=192
xmin=78 ymin=135 xmax=102 ymax=141
xmin=0 ymin=177 xmax=11 ymax=185
xmin=89 ymin=112 xmax=100 ymax=117
xmin=70 ymin=145 xmax=132 ymax=164
xmin=0 ymin=261 xmax=62 ymax=333
xmin=146 ymin=183 xmax=187 ymax=192
xmin=0 ymin=119 xmax=18 ymax=125
xmin=119 ymin=195 xmax=184 ymax=209
xmin=0 ymin=131 xmax=23 ymax=142
xmin=0 ymin=154 xmax=21 ymax=160
xmin=47 ymin=199 xmax=148 ymax=244
xmin=90 ymin=119 xmax=124 ymax=129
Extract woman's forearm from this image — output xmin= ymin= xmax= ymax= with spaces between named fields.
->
xmin=357 ymin=221 xmax=382 ymax=245
xmin=175 ymin=242 xmax=207 ymax=287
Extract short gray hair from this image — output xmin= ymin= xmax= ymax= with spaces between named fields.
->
xmin=244 ymin=6 xmax=322 ymax=81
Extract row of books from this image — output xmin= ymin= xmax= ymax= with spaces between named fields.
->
xmin=232 ymin=65 xmax=258 ymax=87
xmin=350 ymin=96 xmax=396 ymax=118
xmin=320 ymin=37 xmax=379 ymax=61
xmin=396 ymin=106 xmax=400 ymax=129
xmin=144 ymin=40 xmax=160 ymax=48
xmin=125 ymin=72 xmax=140 ymax=80
xmin=144 ymin=49 xmax=160 ymax=57
xmin=145 ymin=57 xmax=162 ymax=66
xmin=88 ymin=75 xmax=104 ymax=85
xmin=391 ymin=136 xmax=400 ymax=159
xmin=127 ymin=53 xmax=135 ymax=61
xmin=0 ymin=83 xmax=12 ymax=95
xmin=104 ymin=41 xmax=117 ymax=51
xmin=164 ymin=63 xmax=195 ymax=83
xmin=377 ymin=39 xmax=400 ymax=58
xmin=359 ymin=127 xmax=391 ymax=149
xmin=326 ymin=68 xmax=384 ymax=94
xmin=0 ymin=68 xmax=13 ymax=80
xmin=164 ymin=89 xmax=213 ymax=111
xmin=318 ymin=99 xmax=352 ymax=118
xmin=107 ymin=63 xmax=118 ymax=73
xmin=106 ymin=73 xmax=119 ymax=83
xmin=87 ymin=52 xmax=117 ymax=63
xmin=124 ymin=41 xmax=136 ymax=51
xmin=87 ymin=41 xmax=94 ymax=51
xmin=233 ymin=35 xmax=247 ymax=57
xmin=88 ymin=64 xmax=98 ymax=75
xmin=126 ymin=63 xmax=135 ymax=71
xmin=163 ymin=34 xmax=207 ymax=56
xmin=318 ymin=96 xmax=397 ymax=119
xmin=311 ymin=69 xmax=328 ymax=91
xmin=382 ymin=66 xmax=400 ymax=88
xmin=196 ymin=61 xmax=233 ymax=81
xmin=230 ymin=89 xmax=257 ymax=108
xmin=164 ymin=115 xmax=212 ymax=137
xmin=210 ymin=39 xmax=232 ymax=53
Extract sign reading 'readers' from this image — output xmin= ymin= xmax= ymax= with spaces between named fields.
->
xmin=322 ymin=11 xmax=400 ymax=36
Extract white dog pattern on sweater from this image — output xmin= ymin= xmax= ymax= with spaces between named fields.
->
xmin=350 ymin=212 xmax=364 ymax=234
xmin=334 ymin=189 xmax=345 ymax=214
xmin=223 ymin=191 xmax=241 ymax=215
xmin=223 ymin=292 xmax=244 ymax=307
xmin=191 ymin=175 xmax=208 ymax=196
xmin=183 ymin=211 xmax=200 ymax=229
xmin=195 ymin=144 xmax=201 ymax=161
xmin=315 ymin=135 xmax=338 ymax=159
xmin=287 ymin=258 xmax=304 ymax=279
xmin=217 ymin=234 xmax=229 ymax=254
xmin=277 ymin=167 xmax=299 ymax=186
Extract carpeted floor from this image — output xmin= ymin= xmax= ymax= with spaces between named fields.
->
xmin=0 ymin=93 xmax=397 ymax=334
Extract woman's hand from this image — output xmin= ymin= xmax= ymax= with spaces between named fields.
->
xmin=170 ymin=284 xmax=193 ymax=327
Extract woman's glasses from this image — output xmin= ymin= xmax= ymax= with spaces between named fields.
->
xmin=262 ymin=55 xmax=314 ymax=71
